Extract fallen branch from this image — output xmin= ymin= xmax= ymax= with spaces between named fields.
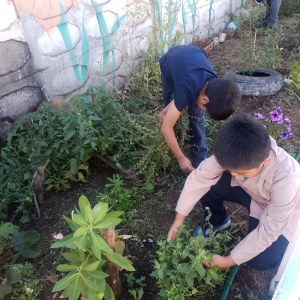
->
xmin=93 ymin=152 xmax=140 ymax=182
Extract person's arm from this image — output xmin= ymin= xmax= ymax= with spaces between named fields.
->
xmin=160 ymin=100 xmax=194 ymax=173
xmin=167 ymin=156 xmax=224 ymax=241
xmin=167 ymin=213 xmax=186 ymax=242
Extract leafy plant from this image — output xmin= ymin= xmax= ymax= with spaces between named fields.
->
xmin=284 ymin=62 xmax=300 ymax=91
xmin=253 ymin=107 xmax=292 ymax=141
xmin=0 ymin=262 xmax=42 ymax=300
xmin=0 ymin=154 xmax=35 ymax=223
xmin=235 ymin=2 xmax=283 ymax=72
xmin=10 ymin=230 xmax=41 ymax=258
xmin=0 ymin=222 xmax=19 ymax=247
xmin=51 ymin=195 xmax=135 ymax=300
xmin=150 ymin=223 xmax=240 ymax=299
xmin=0 ymin=86 xmax=173 ymax=221
xmin=124 ymin=273 xmax=146 ymax=300
xmin=97 ymin=174 xmax=144 ymax=222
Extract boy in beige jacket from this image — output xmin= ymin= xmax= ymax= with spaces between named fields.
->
xmin=167 ymin=113 xmax=300 ymax=270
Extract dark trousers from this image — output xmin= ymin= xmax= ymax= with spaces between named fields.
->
xmin=200 ymin=171 xmax=289 ymax=270
xmin=162 ymin=77 xmax=207 ymax=168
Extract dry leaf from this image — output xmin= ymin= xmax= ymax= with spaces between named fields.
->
xmin=52 ymin=233 xmax=64 ymax=240
xmin=52 ymin=293 xmax=59 ymax=299
xmin=117 ymin=235 xmax=132 ymax=240
xmin=48 ymin=276 xmax=58 ymax=283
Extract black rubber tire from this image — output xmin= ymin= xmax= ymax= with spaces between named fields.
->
xmin=223 ymin=68 xmax=283 ymax=96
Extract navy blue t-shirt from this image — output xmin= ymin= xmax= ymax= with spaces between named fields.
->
xmin=159 ymin=45 xmax=217 ymax=111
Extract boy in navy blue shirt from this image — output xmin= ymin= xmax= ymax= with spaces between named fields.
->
xmin=159 ymin=45 xmax=240 ymax=172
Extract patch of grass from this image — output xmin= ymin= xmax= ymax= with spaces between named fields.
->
xmin=280 ymin=0 xmax=300 ymax=17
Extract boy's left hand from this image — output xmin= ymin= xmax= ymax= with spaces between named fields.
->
xmin=203 ymin=254 xmax=236 ymax=269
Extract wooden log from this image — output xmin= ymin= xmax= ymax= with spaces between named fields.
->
xmin=101 ymin=228 xmax=121 ymax=300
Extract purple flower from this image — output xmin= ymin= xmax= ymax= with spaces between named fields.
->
xmin=269 ymin=107 xmax=283 ymax=123
xmin=254 ymin=113 xmax=266 ymax=120
xmin=284 ymin=117 xmax=291 ymax=128
xmin=280 ymin=130 xmax=293 ymax=140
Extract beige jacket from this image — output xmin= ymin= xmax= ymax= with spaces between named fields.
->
xmin=176 ymin=137 xmax=300 ymax=265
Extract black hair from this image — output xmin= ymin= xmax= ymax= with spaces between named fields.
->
xmin=214 ymin=113 xmax=271 ymax=170
xmin=205 ymin=78 xmax=241 ymax=120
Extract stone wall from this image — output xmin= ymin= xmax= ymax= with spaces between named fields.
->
xmin=0 ymin=0 xmax=243 ymax=145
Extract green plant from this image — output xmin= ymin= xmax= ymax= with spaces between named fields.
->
xmin=284 ymin=62 xmax=300 ymax=90
xmin=144 ymin=183 xmax=154 ymax=194
xmin=150 ymin=222 xmax=240 ymax=299
xmin=125 ymin=273 xmax=146 ymax=300
xmin=0 ymin=222 xmax=19 ymax=247
xmin=0 ymin=87 xmax=174 ymax=221
xmin=97 ymin=174 xmax=144 ymax=222
xmin=10 ymin=230 xmax=41 ymax=258
xmin=280 ymin=1 xmax=300 ymax=17
xmin=234 ymin=2 xmax=267 ymax=72
xmin=51 ymin=195 xmax=135 ymax=300
xmin=0 ymin=154 xmax=35 ymax=222
xmin=0 ymin=262 xmax=42 ymax=300
xmin=255 ymin=28 xmax=283 ymax=69
xmin=235 ymin=1 xmax=284 ymax=72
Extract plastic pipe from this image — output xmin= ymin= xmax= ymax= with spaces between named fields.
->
xmin=219 ymin=265 xmax=239 ymax=300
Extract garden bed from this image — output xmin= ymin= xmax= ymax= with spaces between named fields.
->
xmin=2 ymin=16 xmax=300 ymax=300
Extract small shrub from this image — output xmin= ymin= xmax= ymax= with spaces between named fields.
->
xmin=151 ymin=223 xmax=241 ymax=299
xmin=51 ymin=195 xmax=134 ymax=300
xmin=0 ymin=222 xmax=19 ymax=247
xmin=284 ymin=62 xmax=300 ymax=91
xmin=280 ymin=1 xmax=300 ymax=17
xmin=97 ymin=174 xmax=144 ymax=222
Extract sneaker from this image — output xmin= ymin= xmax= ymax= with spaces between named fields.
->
xmin=193 ymin=216 xmax=231 ymax=238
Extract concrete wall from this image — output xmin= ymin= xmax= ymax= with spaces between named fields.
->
xmin=0 ymin=0 xmax=243 ymax=145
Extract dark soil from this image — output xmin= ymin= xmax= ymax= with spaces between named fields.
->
xmin=15 ymin=16 xmax=300 ymax=300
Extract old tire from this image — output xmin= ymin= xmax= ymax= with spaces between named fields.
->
xmin=223 ymin=68 xmax=283 ymax=96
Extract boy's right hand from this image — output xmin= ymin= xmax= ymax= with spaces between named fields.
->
xmin=167 ymin=224 xmax=178 ymax=242
xmin=178 ymin=156 xmax=194 ymax=173
xmin=167 ymin=213 xmax=186 ymax=242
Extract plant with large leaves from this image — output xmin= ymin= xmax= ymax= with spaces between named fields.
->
xmin=51 ymin=195 xmax=134 ymax=300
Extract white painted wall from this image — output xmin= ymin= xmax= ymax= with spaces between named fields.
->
xmin=0 ymin=0 xmax=243 ymax=144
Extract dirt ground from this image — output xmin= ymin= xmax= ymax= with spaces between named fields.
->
xmin=18 ymin=16 xmax=300 ymax=300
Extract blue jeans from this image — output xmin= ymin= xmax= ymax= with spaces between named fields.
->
xmin=265 ymin=0 xmax=282 ymax=28
xmin=162 ymin=78 xmax=207 ymax=168
xmin=200 ymin=171 xmax=289 ymax=271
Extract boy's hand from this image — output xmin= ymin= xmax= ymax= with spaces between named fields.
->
xmin=167 ymin=213 xmax=186 ymax=242
xmin=202 ymin=254 xmax=236 ymax=269
xmin=178 ymin=156 xmax=194 ymax=173
xmin=167 ymin=224 xmax=179 ymax=242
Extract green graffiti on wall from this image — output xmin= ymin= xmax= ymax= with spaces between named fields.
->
xmin=92 ymin=0 xmax=127 ymax=87
xmin=57 ymin=3 xmax=90 ymax=82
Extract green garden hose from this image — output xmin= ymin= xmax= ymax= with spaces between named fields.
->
xmin=219 ymin=265 xmax=239 ymax=300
